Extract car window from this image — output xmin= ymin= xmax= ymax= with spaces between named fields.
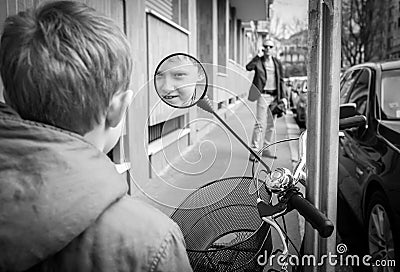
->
xmin=380 ymin=69 xmax=400 ymax=120
xmin=340 ymin=69 xmax=362 ymax=104
xmin=347 ymin=69 xmax=370 ymax=115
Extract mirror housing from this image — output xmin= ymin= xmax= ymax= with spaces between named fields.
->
xmin=154 ymin=53 xmax=208 ymax=108
xmin=339 ymin=103 xmax=367 ymax=133
xmin=339 ymin=103 xmax=357 ymax=119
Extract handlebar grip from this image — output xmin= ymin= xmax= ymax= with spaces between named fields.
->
xmin=339 ymin=115 xmax=367 ymax=130
xmin=288 ymin=193 xmax=334 ymax=238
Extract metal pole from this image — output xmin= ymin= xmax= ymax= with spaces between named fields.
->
xmin=319 ymin=1 xmax=341 ymax=271
xmin=305 ymin=1 xmax=341 ymax=271
xmin=304 ymin=2 xmax=322 ymax=270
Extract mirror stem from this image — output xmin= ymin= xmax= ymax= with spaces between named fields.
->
xmin=197 ymin=97 xmax=271 ymax=172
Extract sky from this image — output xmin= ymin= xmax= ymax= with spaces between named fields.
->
xmin=270 ymin=0 xmax=309 ymax=38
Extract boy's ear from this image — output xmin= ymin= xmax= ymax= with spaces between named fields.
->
xmin=105 ymin=89 xmax=134 ymax=128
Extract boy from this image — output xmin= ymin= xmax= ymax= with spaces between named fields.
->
xmin=0 ymin=1 xmax=192 ymax=271
xmin=155 ymin=54 xmax=205 ymax=107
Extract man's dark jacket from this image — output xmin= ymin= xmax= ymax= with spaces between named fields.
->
xmin=245 ymin=55 xmax=286 ymax=102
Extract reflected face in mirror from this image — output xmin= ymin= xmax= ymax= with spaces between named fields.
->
xmin=155 ymin=54 xmax=206 ymax=108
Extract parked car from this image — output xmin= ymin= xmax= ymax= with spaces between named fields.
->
xmin=295 ymin=79 xmax=307 ymax=128
xmin=287 ymin=76 xmax=306 ymax=113
xmin=337 ymin=60 xmax=400 ymax=268
xmin=284 ymin=78 xmax=293 ymax=104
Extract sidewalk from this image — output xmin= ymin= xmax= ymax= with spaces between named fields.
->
xmin=133 ymin=98 xmax=303 ymax=256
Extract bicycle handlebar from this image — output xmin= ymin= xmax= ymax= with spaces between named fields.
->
xmin=287 ymin=192 xmax=334 ymax=238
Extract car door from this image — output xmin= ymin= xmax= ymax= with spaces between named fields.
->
xmin=337 ymin=68 xmax=363 ymax=204
xmin=338 ymin=68 xmax=379 ymax=223
xmin=375 ymin=68 xmax=400 ymax=229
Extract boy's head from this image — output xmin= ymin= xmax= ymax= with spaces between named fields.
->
xmin=155 ymin=54 xmax=205 ymax=107
xmin=0 ymin=1 xmax=133 ymax=149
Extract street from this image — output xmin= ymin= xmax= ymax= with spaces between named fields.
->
xmin=0 ymin=0 xmax=398 ymax=271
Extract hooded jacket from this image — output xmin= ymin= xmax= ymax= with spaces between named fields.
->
xmin=0 ymin=102 xmax=192 ymax=272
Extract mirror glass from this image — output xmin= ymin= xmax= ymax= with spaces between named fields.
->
xmin=154 ymin=53 xmax=207 ymax=108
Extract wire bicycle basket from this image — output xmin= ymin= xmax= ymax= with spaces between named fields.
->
xmin=171 ymin=177 xmax=272 ymax=272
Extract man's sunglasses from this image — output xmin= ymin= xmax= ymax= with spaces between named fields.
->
xmin=263 ymin=45 xmax=274 ymax=49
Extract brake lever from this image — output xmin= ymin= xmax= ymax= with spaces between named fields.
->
xmin=261 ymin=216 xmax=289 ymax=271
xmin=257 ymin=198 xmax=287 ymax=218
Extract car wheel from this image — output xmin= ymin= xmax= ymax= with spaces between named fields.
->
xmin=366 ymin=191 xmax=398 ymax=272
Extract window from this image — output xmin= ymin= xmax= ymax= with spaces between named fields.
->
xmin=229 ymin=6 xmax=235 ymax=60
xmin=388 ymin=37 xmax=393 ymax=50
xmin=236 ymin=20 xmax=241 ymax=62
xmin=217 ymin=0 xmax=227 ymax=73
xmin=380 ymin=70 xmax=400 ymax=120
xmin=146 ymin=0 xmax=188 ymax=29
xmin=148 ymin=115 xmax=184 ymax=142
xmin=172 ymin=0 xmax=188 ymax=29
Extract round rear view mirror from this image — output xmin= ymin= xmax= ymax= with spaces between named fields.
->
xmin=154 ymin=53 xmax=207 ymax=108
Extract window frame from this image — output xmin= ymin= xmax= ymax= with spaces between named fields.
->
xmin=378 ymin=69 xmax=400 ymax=121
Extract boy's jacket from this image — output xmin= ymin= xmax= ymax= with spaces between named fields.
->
xmin=0 ymin=102 xmax=192 ymax=272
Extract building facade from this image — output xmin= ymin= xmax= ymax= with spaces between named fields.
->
xmin=0 ymin=0 xmax=267 ymax=191
xmin=381 ymin=0 xmax=400 ymax=59
xmin=279 ymin=30 xmax=308 ymax=77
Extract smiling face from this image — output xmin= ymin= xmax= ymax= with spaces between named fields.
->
xmin=155 ymin=56 xmax=200 ymax=107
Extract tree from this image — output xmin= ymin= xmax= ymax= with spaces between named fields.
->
xmin=341 ymin=0 xmax=387 ymax=67
xmin=292 ymin=18 xmax=308 ymax=35
xmin=270 ymin=16 xmax=307 ymax=40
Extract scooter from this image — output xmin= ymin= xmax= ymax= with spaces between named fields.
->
xmin=153 ymin=53 xmax=367 ymax=272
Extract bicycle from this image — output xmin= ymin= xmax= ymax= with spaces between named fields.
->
xmin=154 ymin=53 xmax=367 ymax=272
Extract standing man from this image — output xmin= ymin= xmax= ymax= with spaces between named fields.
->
xmin=246 ymin=39 xmax=287 ymax=160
